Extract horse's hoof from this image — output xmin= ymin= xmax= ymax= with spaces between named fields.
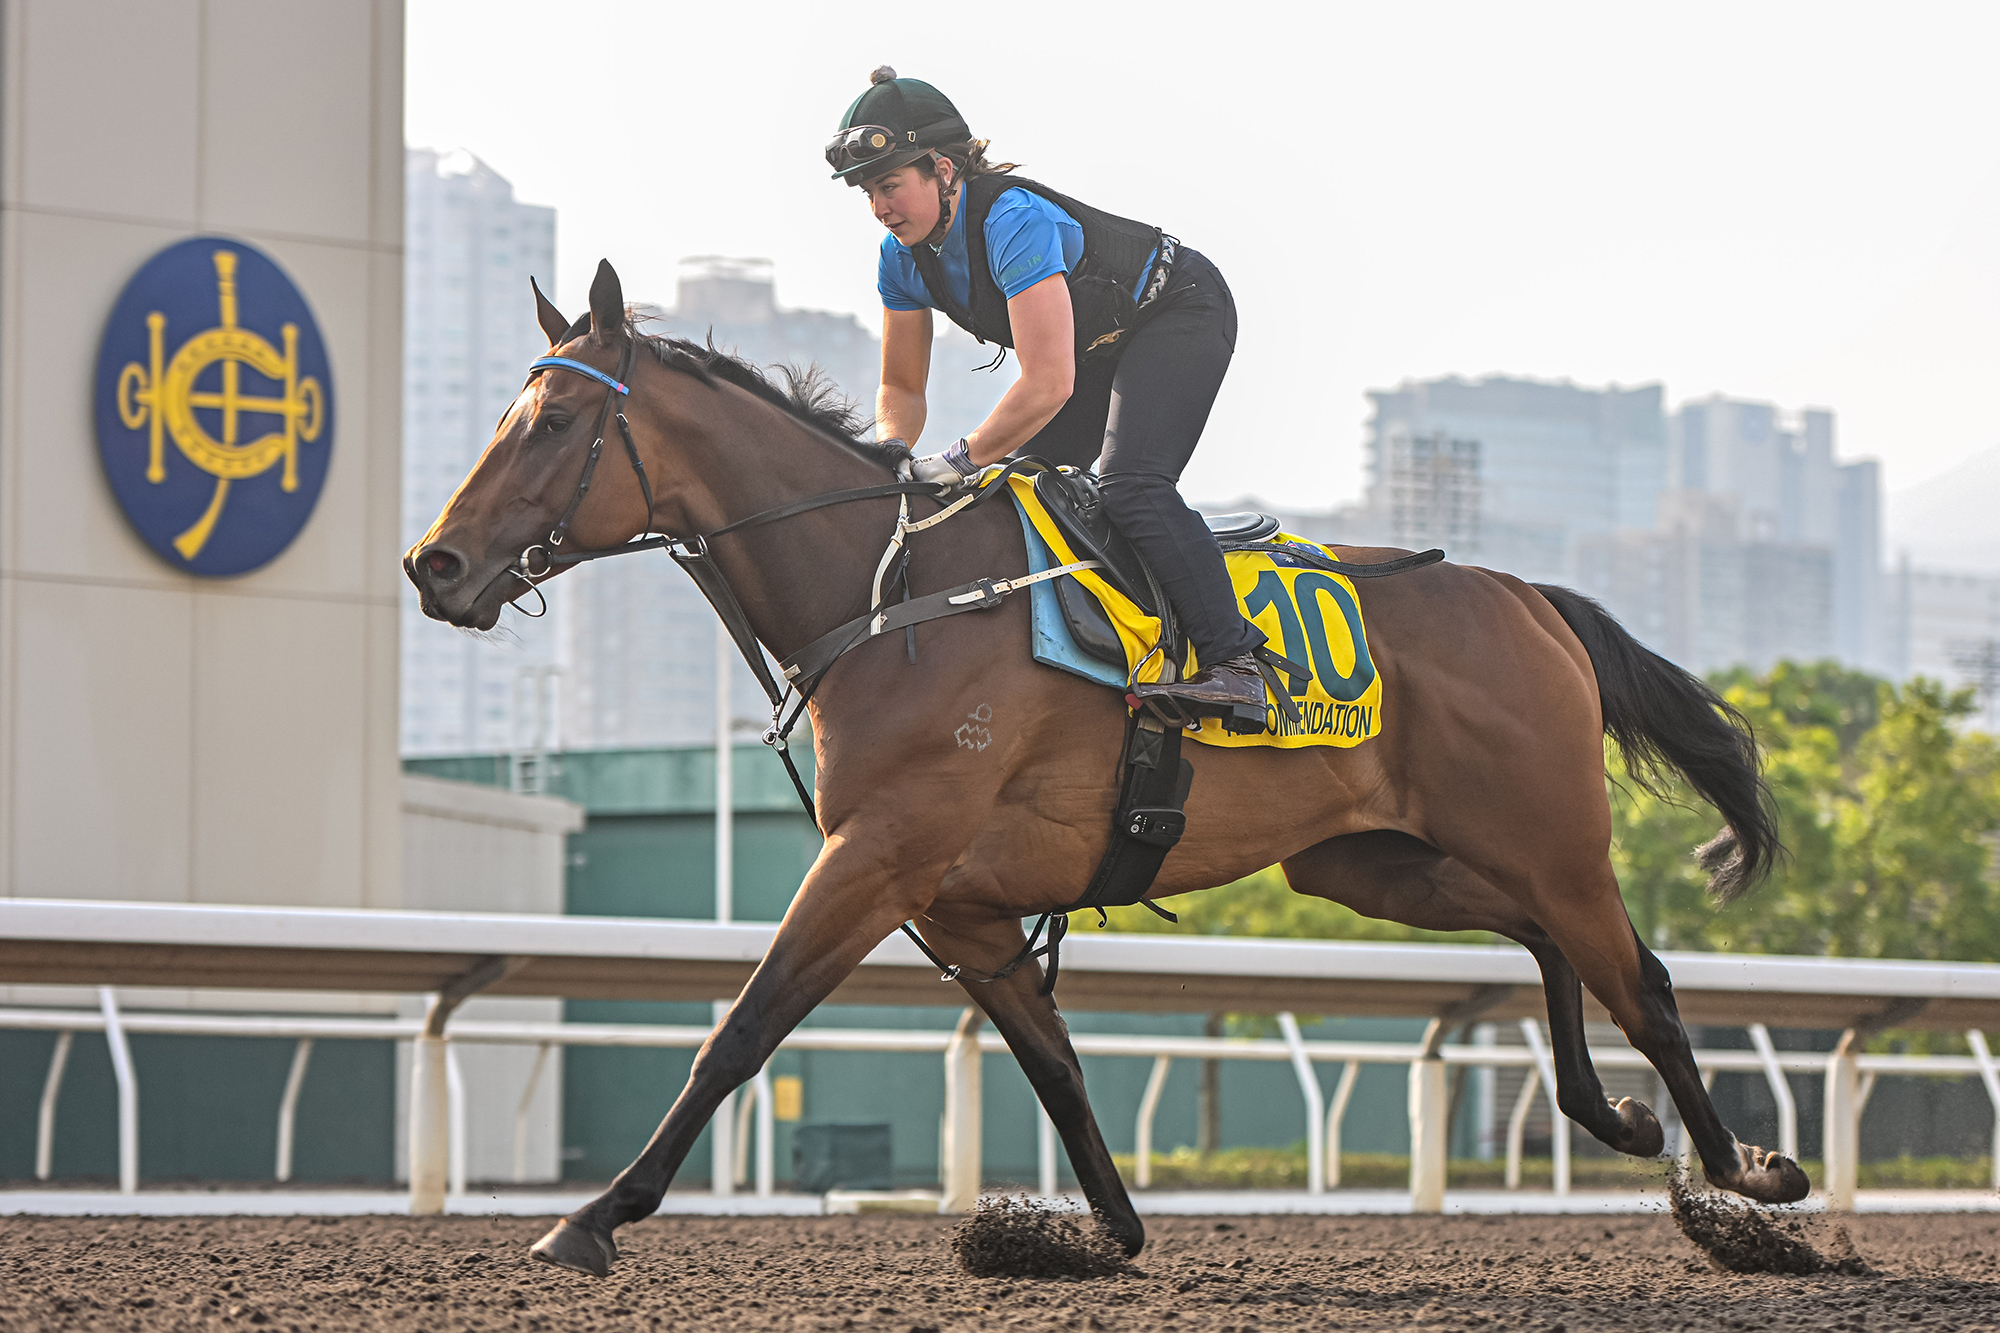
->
xmin=531 ymin=1219 xmax=617 ymax=1277
xmin=1611 ymin=1097 xmax=1666 ymax=1158
xmin=1103 ymin=1212 xmax=1146 ymax=1259
xmin=1708 ymin=1142 xmax=1810 ymax=1205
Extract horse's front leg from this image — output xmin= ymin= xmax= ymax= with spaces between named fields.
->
xmin=532 ymin=832 xmax=941 ymax=1277
xmin=919 ymin=908 xmax=1145 ymax=1258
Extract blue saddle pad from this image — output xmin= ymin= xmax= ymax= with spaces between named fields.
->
xmin=1012 ymin=491 xmax=1128 ymax=691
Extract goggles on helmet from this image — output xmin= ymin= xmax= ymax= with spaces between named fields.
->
xmin=825 ymin=124 xmax=924 ymax=179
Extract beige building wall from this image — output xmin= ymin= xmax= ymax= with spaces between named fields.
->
xmin=0 ymin=0 xmax=406 ymax=907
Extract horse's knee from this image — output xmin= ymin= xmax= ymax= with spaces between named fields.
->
xmin=690 ymin=1024 xmax=765 ymax=1092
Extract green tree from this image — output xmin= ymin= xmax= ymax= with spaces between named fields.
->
xmin=1613 ymin=664 xmax=2000 ymax=961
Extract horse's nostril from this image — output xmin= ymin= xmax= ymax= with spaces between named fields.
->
xmin=421 ymin=547 xmax=464 ymax=582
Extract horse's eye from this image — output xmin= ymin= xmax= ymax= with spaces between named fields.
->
xmin=541 ymin=416 xmax=571 ymax=436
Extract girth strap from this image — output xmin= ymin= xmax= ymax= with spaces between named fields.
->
xmin=984 ymin=712 xmax=1192 ymax=997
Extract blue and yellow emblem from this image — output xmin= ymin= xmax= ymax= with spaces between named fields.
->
xmin=93 ymin=236 xmax=334 ymax=576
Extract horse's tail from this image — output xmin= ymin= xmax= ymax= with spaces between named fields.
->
xmin=1531 ymin=583 xmax=1781 ymax=904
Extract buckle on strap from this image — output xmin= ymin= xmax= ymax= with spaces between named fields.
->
xmin=946 ymin=578 xmax=1006 ymax=609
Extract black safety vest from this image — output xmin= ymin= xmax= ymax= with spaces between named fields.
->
xmin=907 ymin=174 xmax=1167 ymax=361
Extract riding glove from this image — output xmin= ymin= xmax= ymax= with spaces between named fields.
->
xmin=910 ymin=438 xmax=978 ymax=491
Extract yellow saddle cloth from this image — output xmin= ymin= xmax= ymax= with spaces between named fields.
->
xmin=1008 ymin=475 xmax=1383 ymax=750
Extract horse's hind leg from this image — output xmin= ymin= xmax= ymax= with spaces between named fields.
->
xmin=1521 ymin=926 xmax=1665 ymax=1156
xmin=1486 ymin=850 xmax=1807 ymax=1204
xmin=917 ymin=906 xmax=1144 ymax=1257
xmin=1281 ymin=831 xmax=1663 ymax=1157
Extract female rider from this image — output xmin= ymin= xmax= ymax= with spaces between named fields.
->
xmin=826 ymin=67 xmax=1266 ymax=717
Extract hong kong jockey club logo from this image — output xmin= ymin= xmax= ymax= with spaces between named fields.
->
xmin=93 ymin=236 xmax=334 ymax=576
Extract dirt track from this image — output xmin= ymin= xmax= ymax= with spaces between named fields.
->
xmin=5 ymin=1210 xmax=2000 ymax=1332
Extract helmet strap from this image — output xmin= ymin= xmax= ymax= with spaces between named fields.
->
xmin=922 ymin=153 xmax=956 ymax=247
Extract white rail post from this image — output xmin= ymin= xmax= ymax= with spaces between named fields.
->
xmin=411 ymin=956 xmax=526 ymax=1215
xmin=446 ymin=1042 xmax=468 ymax=1199
xmin=36 ymin=1031 xmax=74 ymax=1181
xmin=712 ymin=1000 xmax=735 ymax=1198
xmin=1277 ymin=1013 xmax=1325 ymax=1195
xmin=275 ymin=1038 xmax=314 ymax=1183
xmin=1504 ymin=1068 xmax=1540 ymax=1190
xmin=754 ymin=1063 xmax=775 ymax=1198
xmin=1134 ymin=1055 xmax=1171 ymax=1189
xmin=98 ymin=988 xmax=138 ymax=1195
xmin=732 ymin=1063 xmax=775 ymax=1191
xmin=1969 ymin=1031 xmax=2000 ymax=1192
xmin=941 ymin=1008 xmax=984 ymax=1212
xmin=733 ymin=1076 xmax=757 ymax=1187
xmin=513 ymin=1042 xmax=552 ymax=1184
xmin=1822 ymin=1028 xmax=1862 ymax=1211
xmin=1326 ymin=1060 xmax=1360 ymax=1189
xmin=715 ymin=624 xmax=733 ymax=925
xmin=1037 ymin=1106 xmax=1058 ymax=1198
xmin=410 ymin=1032 xmax=450 ymax=1212
xmin=1745 ymin=1024 xmax=1798 ymax=1160
xmin=36 ymin=1030 xmax=73 ymax=1182
xmin=1519 ymin=1019 xmax=1569 ymax=1195
xmin=1409 ymin=1020 xmax=1449 ymax=1212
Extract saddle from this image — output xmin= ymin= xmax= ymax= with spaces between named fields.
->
xmin=1032 ymin=468 xmax=1282 ymax=670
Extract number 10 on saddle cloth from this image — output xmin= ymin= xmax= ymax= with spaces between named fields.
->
xmin=1007 ymin=475 xmax=1383 ymax=749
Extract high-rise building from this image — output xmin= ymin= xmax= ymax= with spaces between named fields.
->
xmin=1574 ymin=491 xmax=1835 ymax=673
xmin=401 ymin=149 xmax=560 ymax=756
xmin=1669 ymin=396 xmax=1882 ymax=671
xmin=1886 ymin=562 xmax=2000 ymax=729
xmin=1364 ymin=377 xmax=1666 ymax=582
xmin=1378 ymin=430 xmax=1480 ymax=553
xmin=560 ymin=258 xmax=1013 ymax=750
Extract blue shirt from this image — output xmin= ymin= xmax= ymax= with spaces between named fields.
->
xmin=877 ymin=187 xmax=1086 ymax=312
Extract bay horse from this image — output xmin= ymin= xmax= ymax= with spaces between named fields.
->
xmin=405 ymin=261 xmax=1803 ymax=1278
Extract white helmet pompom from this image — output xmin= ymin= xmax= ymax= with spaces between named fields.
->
xmin=870 ymin=65 xmax=897 ymax=85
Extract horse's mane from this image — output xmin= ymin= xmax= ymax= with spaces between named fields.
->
xmin=607 ymin=314 xmax=912 ymax=474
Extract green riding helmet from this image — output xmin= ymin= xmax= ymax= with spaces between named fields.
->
xmin=826 ymin=66 xmax=971 ymax=186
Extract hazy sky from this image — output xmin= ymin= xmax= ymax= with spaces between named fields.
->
xmin=407 ymin=1 xmax=2000 ymax=511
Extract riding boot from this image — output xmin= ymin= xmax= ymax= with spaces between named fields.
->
xmin=1097 ymin=470 xmax=1264 ymax=706
xmin=1131 ymin=652 xmax=1266 ymax=712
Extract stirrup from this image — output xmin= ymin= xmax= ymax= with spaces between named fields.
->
xmin=1127 ymin=687 xmax=1265 ymax=736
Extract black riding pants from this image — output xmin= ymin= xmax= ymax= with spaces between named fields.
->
xmin=1024 ymin=248 xmax=1263 ymax=665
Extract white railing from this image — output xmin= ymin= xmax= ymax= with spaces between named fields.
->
xmin=7 ymin=1000 xmax=1998 ymax=1209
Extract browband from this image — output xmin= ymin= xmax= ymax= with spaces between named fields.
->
xmin=527 ymin=356 xmax=628 ymax=395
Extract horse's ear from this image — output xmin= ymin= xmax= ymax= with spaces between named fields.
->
xmin=587 ymin=259 xmax=624 ymax=344
xmin=531 ymin=277 xmax=569 ymax=348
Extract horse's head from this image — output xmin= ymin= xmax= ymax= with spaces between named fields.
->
xmin=405 ymin=260 xmax=656 ymax=629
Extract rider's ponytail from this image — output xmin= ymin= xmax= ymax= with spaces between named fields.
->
xmin=920 ymin=138 xmax=1018 ymax=182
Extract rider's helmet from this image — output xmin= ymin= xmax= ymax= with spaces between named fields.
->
xmin=826 ymin=66 xmax=970 ymax=186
